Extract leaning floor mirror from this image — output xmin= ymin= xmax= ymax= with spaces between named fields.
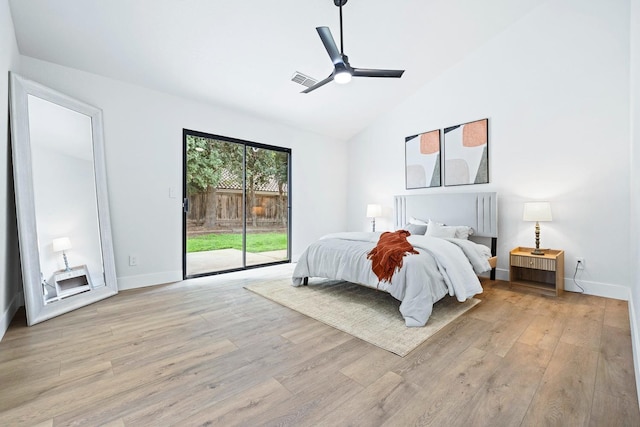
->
xmin=9 ymin=73 xmax=117 ymax=326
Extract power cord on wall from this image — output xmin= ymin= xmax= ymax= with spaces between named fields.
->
xmin=572 ymin=262 xmax=585 ymax=293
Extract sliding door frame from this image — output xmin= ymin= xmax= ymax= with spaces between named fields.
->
xmin=182 ymin=128 xmax=292 ymax=279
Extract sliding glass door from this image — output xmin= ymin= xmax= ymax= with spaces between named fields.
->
xmin=244 ymin=147 xmax=290 ymax=267
xmin=183 ymin=130 xmax=290 ymax=278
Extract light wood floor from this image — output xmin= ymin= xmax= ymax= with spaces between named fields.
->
xmin=1 ymin=264 xmax=638 ymax=426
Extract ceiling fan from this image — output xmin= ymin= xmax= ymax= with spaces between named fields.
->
xmin=301 ymin=0 xmax=405 ymax=94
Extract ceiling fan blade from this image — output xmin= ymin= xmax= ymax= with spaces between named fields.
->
xmin=352 ymin=68 xmax=405 ymax=78
xmin=316 ymin=27 xmax=344 ymax=66
xmin=301 ymin=74 xmax=334 ymax=94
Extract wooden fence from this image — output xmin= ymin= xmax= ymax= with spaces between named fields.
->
xmin=188 ymin=188 xmax=287 ymax=229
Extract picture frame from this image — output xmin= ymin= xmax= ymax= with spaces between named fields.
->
xmin=405 ymin=129 xmax=441 ymax=189
xmin=443 ymin=118 xmax=489 ymax=186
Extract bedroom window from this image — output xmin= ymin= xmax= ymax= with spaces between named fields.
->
xmin=182 ymin=129 xmax=291 ymax=278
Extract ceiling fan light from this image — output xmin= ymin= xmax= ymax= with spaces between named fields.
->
xmin=334 ymin=70 xmax=352 ymax=84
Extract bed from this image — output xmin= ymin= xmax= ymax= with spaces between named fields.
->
xmin=292 ymin=192 xmax=498 ymax=327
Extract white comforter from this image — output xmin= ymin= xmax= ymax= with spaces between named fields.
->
xmin=292 ymin=232 xmax=491 ymax=327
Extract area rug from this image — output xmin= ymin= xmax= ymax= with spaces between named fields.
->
xmin=245 ymin=278 xmax=480 ymax=357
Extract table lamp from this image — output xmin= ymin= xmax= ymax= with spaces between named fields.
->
xmin=53 ymin=237 xmax=72 ymax=271
xmin=523 ymin=202 xmax=552 ymax=255
xmin=366 ymin=204 xmax=382 ymax=232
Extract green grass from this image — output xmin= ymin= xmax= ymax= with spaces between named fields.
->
xmin=187 ymin=233 xmax=287 ymax=253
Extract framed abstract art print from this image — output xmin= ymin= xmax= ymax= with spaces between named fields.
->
xmin=443 ymin=118 xmax=489 ymax=186
xmin=405 ymin=129 xmax=441 ymax=189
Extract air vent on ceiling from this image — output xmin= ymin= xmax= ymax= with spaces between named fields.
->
xmin=291 ymin=71 xmax=318 ymax=88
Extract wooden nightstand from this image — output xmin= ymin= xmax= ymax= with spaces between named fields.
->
xmin=509 ymin=247 xmax=564 ymax=296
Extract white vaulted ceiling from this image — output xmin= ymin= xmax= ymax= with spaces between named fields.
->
xmin=9 ymin=0 xmax=541 ymax=140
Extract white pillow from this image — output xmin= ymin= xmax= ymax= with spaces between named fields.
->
xmin=453 ymin=226 xmax=474 ymax=239
xmin=425 ymin=220 xmax=457 ymax=238
xmin=404 ymin=223 xmax=428 ymax=235
xmin=409 ymin=216 xmax=428 ymax=226
xmin=424 ymin=219 xmax=474 ymax=239
xmin=396 ymin=216 xmax=429 ymax=232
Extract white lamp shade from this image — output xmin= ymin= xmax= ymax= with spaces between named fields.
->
xmin=52 ymin=237 xmax=72 ymax=252
xmin=366 ymin=204 xmax=382 ymax=218
xmin=523 ymin=202 xmax=552 ymax=222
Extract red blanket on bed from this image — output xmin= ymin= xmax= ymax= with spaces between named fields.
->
xmin=367 ymin=230 xmax=419 ymax=283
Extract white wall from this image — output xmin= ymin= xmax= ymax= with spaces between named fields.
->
xmin=347 ymin=0 xmax=630 ymax=299
xmin=629 ymin=0 xmax=640 ymax=407
xmin=0 ymin=0 xmax=22 ymax=340
xmin=17 ymin=56 xmax=348 ymax=290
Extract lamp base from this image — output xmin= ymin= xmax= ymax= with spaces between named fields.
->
xmin=63 ymin=251 xmax=71 ymax=272
xmin=531 ymin=222 xmax=544 ymax=255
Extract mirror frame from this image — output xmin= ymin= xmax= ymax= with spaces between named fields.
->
xmin=9 ymin=73 xmax=118 ymax=326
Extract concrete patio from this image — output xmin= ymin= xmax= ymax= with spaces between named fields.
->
xmin=186 ymin=248 xmax=288 ymax=276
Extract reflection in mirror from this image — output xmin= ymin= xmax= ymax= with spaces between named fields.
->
xmin=10 ymin=73 xmax=117 ymax=325
xmin=28 ymin=95 xmax=106 ymax=304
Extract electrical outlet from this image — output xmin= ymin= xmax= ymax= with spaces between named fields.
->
xmin=576 ymin=257 xmax=585 ymax=270
xmin=129 ymin=255 xmax=138 ymax=266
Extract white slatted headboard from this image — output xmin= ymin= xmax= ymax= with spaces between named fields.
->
xmin=394 ymin=192 xmax=498 ymax=238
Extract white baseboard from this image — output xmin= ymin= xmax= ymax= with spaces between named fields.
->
xmin=117 ymin=270 xmax=183 ymax=290
xmin=564 ymin=277 xmax=630 ymax=300
xmin=629 ymin=293 xmax=640 ymax=408
xmin=0 ymin=291 xmax=24 ymax=342
xmin=494 ymin=268 xmax=509 ymax=281
xmin=492 ymin=268 xmax=629 ymax=300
